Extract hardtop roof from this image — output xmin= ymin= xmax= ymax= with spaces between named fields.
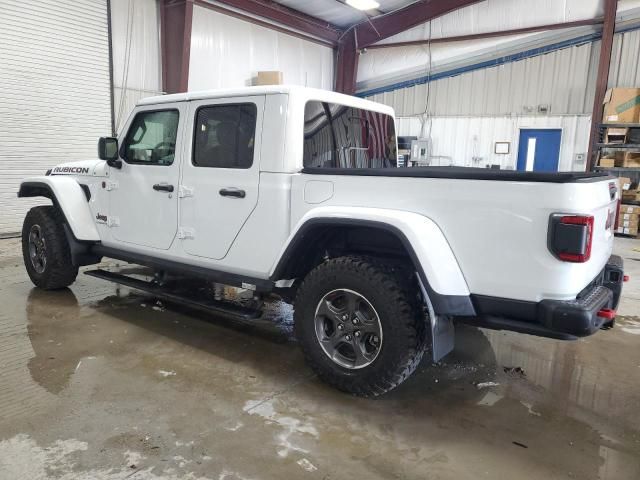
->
xmin=137 ymin=85 xmax=394 ymax=115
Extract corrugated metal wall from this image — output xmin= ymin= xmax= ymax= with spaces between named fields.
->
xmin=358 ymin=0 xmax=640 ymax=89
xmin=111 ymin=0 xmax=163 ymax=134
xmin=609 ymin=27 xmax=640 ymax=86
xmin=367 ymin=40 xmax=598 ymax=117
xmin=0 ymin=0 xmax=112 ymax=236
xmin=377 ymin=0 xmax=605 ymax=45
xmin=188 ymin=5 xmax=334 ymax=91
xmin=367 ymin=27 xmax=640 ymax=117
xmin=365 ymin=27 xmax=640 ymax=171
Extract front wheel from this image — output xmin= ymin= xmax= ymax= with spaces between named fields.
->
xmin=294 ymin=256 xmax=426 ymax=397
xmin=22 ymin=206 xmax=78 ymax=290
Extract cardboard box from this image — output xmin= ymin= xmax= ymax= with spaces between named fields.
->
xmin=616 ymin=152 xmax=640 ymax=168
xmin=620 ymin=218 xmax=639 ymax=227
xmin=599 ymin=157 xmax=616 ymax=167
xmin=617 ymin=225 xmax=639 ymax=236
xmin=605 ymin=127 xmax=629 ymax=143
xmin=617 ymin=214 xmax=639 ymax=227
xmin=618 ymin=176 xmax=633 ymax=190
xmin=622 ymin=189 xmax=640 ymax=202
xmin=256 ymin=71 xmax=283 ymax=86
xmin=620 ymin=204 xmax=640 ymax=214
xmin=603 ymin=88 xmax=640 ymax=123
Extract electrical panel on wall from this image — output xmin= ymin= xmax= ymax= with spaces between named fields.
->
xmin=411 ymin=139 xmax=430 ymax=166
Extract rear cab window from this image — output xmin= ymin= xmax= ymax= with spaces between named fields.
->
xmin=303 ymin=101 xmax=397 ymax=169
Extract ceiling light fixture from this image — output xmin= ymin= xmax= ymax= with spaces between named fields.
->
xmin=345 ymin=0 xmax=380 ymax=11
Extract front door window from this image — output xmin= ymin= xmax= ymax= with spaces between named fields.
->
xmin=122 ymin=109 xmax=180 ymax=165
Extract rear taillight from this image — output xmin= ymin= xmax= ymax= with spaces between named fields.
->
xmin=548 ymin=214 xmax=594 ymax=263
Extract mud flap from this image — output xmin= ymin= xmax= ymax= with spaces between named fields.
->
xmin=417 ymin=273 xmax=455 ymax=362
xmin=430 ymin=315 xmax=455 ymax=361
xmin=63 ymin=224 xmax=101 ymax=267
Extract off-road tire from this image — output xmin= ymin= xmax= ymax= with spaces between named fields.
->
xmin=294 ymin=256 xmax=426 ymax=397
xmin=22 ymin=206 xmax=78 ymax=290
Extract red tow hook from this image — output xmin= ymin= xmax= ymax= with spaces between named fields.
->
xmin=597 ymin=308 xmax=616 ymax=320
xmin=623 ymin=275 xmax=630 ymax=282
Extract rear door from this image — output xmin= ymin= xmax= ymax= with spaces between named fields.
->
xmin=179 ymin=96 xmax=264 ymax=260
xmin=109 ymin=104 xmax=185 ymax=249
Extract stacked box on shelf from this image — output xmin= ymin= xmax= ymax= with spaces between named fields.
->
xmin=618 ymin=176 xmax=633 ymax=190
xmin=620 ymin=152 xmax=640 ymax=167
xmin=599 ymin=156 xmax=616 ymax=167
xmin=618 ymin=204 xmax=640 ymax=236
xmin=603 ymin=88 xmax=640 ymax=123
xmin=623 ymin=189 xmax=640 ymax=203
xmin=607 ymin=151 xmax=640 ymax=167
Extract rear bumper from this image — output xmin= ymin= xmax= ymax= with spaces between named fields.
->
xmin=462 ymin=255 xmax=624 ymax=340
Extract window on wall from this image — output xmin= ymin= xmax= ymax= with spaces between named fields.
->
xmin=303 ymin=101 xmax=397 ymax=169
xmin=193 ymin=104 xmax=257 ymax=168
xmin=122 ymin=110 xmax=179 ymax=165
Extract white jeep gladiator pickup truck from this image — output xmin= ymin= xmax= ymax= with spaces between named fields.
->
xmin=18 ymin=86 xmax=625 ymax=396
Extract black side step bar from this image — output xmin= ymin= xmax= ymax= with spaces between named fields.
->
xmin=84 ymin=269 xmax=262 ymax=320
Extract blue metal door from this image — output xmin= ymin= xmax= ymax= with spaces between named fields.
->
xmin=516 ymin=129 xmax=562 ymax=172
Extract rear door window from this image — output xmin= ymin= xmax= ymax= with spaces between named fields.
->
xmin=303 ymin=101 xmax=396 ymax=168
xmin=193 ymin=104 xmax=257 ymax=169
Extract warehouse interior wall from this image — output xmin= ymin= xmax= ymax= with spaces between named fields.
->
xmin=357 ymin=0 xmax=640 ymax=91
xmin=188 ymin=4 xmax=334 ymax=91
xmin=396 ymin=115 xmax=590 ymax=171
xmin=110 ymin=0 xmax=163 ymax=134
xmin=360 ymin=0 xmax=640 ymax=171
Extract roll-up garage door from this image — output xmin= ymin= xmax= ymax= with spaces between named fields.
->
xmin=0 ymin=0 xmax=112 ymax=236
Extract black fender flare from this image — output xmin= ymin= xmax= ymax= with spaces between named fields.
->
xmin=270 ymin=217 xmax=475 ymax=317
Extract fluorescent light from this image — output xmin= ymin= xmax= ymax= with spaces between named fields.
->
xmin=345 ymin=0 xmax=380 ymax=11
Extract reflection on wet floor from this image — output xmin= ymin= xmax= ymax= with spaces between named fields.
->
xmin=1 ymin=266 xmax=640 ymax=479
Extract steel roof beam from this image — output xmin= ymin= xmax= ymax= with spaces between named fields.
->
xmin=208 ymin=0 xmax=343 ymax=45
xmin=335 ymin=0 xmax=483 ymax=94
xmin=353 ymin=0 xmax=485 ymax=49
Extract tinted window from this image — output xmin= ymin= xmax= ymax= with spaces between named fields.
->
xmin=303 ymin=101 xmax=396 ymax=168
xmin=123 ymin=110 xmax=179 ymax=165
xmin=193 ymin=104 xmax=257 ymax=168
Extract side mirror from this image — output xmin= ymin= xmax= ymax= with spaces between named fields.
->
xmin=98 ymin=137 xmax=122 ymax=169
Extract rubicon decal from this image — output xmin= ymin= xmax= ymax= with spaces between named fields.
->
xmin=52 ymin=166 xmax=90 ymax=175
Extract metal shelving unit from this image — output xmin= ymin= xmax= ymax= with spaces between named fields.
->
xmin=595 ymin=143 xmax=640 ymax=150
xmin=594 ymin=166 xmax=640 ymax=172
xmin=592 ymin=123 xmax=640 ymax=178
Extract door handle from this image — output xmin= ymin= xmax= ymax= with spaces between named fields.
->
xmin=219 ymin=188 xmax=246 ymax=198
xmin=153 ymin=183 xmax=174 ymax=192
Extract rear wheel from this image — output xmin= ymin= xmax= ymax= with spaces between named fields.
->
xmin=22 ymin=206 xmax=78 ymax=290
xmin=294 ymin=256 xmax=426 ymax=397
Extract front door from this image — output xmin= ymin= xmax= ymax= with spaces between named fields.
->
xmin=516 ymin=128 xmax=562 ymax=172
xmin=109 ymin=104 xmax=185 ymax=250
xmin=179 ymin=96 xmax=264 ymax=260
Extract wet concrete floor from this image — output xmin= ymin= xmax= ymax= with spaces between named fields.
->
xmin=0 ymin=237 xmax=639 ymax=479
